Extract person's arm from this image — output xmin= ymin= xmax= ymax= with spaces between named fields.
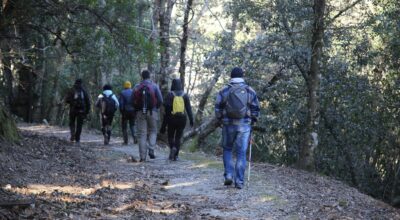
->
xmin=119 ymin=92 xmax=124 ymax=112
xmin=112 ymin=94 xmax=120 ymax=108
xmin=215 ymin=89 xmax=225 ymax=121
xmin=83 ymin=89 xmax=91 ymax=114
xmin=248 ymin=87 xmax=260 ymax=123
xmin=184 ymin=94 xmax=194 ymax=127
xmin=95 ymin=94 xmax=102 ymax=109
xmin=154 ymin=84 xmax=164 ymax=107
xmin=160 ymin=93 xmax=172 ymax=133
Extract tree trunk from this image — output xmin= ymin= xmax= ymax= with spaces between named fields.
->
xmin=0 ymin=105 xmax=19 ymax=143
xmin=158 ymin=0 xmax=175 ymax=97
xmin=297 ymin=0 xmax=326 ymax=171
xmin=178 ymin=0 xmax=193 ymax=88
xmin=148 ymin=0 xmax=160 ymax=72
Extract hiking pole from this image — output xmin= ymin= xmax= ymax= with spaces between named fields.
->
xmin=247 ymin=130 xmax=253 ymax=185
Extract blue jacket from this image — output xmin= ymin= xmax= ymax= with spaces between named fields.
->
xmin=215 ymin=78 xmax=260 ymax=125
xmin=119 ymin=88 xmax=134 ymax=112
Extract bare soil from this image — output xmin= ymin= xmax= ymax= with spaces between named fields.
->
xmin=0 ymin=124 xmax=399 ymax=219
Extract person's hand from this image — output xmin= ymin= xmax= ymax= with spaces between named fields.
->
xmin=251 ymin=117 xmax=258 ymax=126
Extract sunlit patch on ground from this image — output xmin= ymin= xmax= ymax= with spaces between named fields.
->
xmin=163 ymin=181 xmax=201 ymax=189
xmin=3 ymin=181 xmax=142 ymax=196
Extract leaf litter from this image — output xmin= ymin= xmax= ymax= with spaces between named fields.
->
xmin=0 ymin=124 xmax=399 ymax=219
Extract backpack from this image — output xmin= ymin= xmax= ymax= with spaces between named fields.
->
xmin=171 ymin=91 xmax=185 ymax=115
xmin=224 ymin=84 xmax=249 ymax=119
xmin=101 ymin=94 xmax=117 ymax=116
xmin=133 ymin=82 xmax=157 ymax=113
xmin=72 ymin=89 xmax=85 ymax=112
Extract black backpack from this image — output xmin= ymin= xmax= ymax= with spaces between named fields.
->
xmin=224 ymin=84 xmax=249 ymax=119
xmin=72 ymin=89 xmax=85 ymax=112
xmin=101 ymin=94 xmax=117 ymax=116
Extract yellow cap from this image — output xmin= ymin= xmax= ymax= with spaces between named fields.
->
xmin=123 ymin=81 xmax=131 ymax=89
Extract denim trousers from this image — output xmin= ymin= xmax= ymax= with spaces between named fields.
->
xmin=222 ymin=123 xmax=251 ymax=186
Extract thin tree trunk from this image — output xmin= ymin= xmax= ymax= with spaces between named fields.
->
xmin=158 ymin=0 xmax=175 ymax=97
xmin=148 ymin=0 xmax=160 ymax=72
xmin=178 ymin=0 xmax=193 ymax=88
xmin=298 ymin=0 xmax=326 ymax=171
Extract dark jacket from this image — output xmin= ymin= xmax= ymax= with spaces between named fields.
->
xmin=161 ymin=79 xmax=194 ymax=130
xmin=119 ymin=88 xmax=135 ymax=112
xmin=65 ymin=84 xmax=91 ymax=115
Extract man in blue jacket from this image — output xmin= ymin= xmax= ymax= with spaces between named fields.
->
xmin=215 ymin=67 xmax=260 ymax=189
xmin=119 ymin=81 xmax=137 ymax=145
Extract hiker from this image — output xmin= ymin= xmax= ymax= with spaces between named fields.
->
xmin=133 ymin=70 xmax=163 ymax=162
xmin=160 ymin=78 xmax=194 ymax=161
xmin=95 ymin=84 xmax=119 ymax=145
xmin=65 ymin=79 xmax=91 ymax=144
xmin=215 ymin=67 xmax=260 ymax=189
xmin=119 ymin=81 xmax=137 ymax=145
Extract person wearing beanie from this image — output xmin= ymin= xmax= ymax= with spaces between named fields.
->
xmin=215 ymin=67 xmax=260 ymax=189
xmin=160 ymin=78 xmax=194 ymax=161
xmin=119 ymin=80 xmax=137 ymax=145
xmin=95 ymin=84 xmax=119 ymax=145
xmin=64 ymin=79 xmax=91 ymax=144
xmin=132 ymin=70 xmax=163 ymax=162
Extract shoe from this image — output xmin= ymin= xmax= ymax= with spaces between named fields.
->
xmin=224 ymin=178 xmax=233 ymax=186
xmin=148 ymin=149 xmax=156 ymax=159
xmin=123 ymin=141 xmax=128 ymax=145
xmin=133 ymin=136 xmax=138 ymax=144
xmin=169 ymin=148 xmax=177 ymax=161
xmin=104 ymin=136 xmax=109 ymax=145
xmin=235 ymin=184 xmax=243 ymax=189
xmin=70 ymin=136 xmax=75 ymax=142
xmin=173 ymin=156 xmax=179 ymax=161
xmin=139 ymin=158 xmax=145 ymax=162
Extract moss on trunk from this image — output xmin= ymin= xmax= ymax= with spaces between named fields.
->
xmin=0 ymin=106 xmax=20 ymax=143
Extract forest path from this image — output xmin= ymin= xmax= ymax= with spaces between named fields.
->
xmin=0 ymin=124 xmax=399 ymax=219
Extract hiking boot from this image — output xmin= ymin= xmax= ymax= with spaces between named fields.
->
xmin=139 ymin=158 xmax=146 ymax=162
xmin=70 ymin=136 xmax=75 ymax=142
xmin=235 ymin=184 xmax=244 ymax=189
xmin=169 ymin=148 xmax=177 ymax=161
xmin=148 ymin=149 xmax=156 ymax=159
xmin=104 ymin=135 xmax=109 ymax=145
xmin=224 ymin=178 xmax=233 ymax=186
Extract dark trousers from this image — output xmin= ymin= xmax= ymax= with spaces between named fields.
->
xmin=121 ymin=111 xmax=136 ymax=144
xmin=69 ymin=111 xmax=85 ymax=142
xmin=167 ymin=116 xmax=186 ymax=158
xmin=101 ymin=114 xmax=114 ymax=143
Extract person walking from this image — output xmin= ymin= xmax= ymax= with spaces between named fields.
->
xmin=119 ymin=81 xmax=137 ymax=145
xmin=95 ymin=84 xmax=119 ymax=145
xmin=160 ymin=78 xmax=194 ymax=161
xmin=215 ymin=67 xmax=260 ymax=189
xmin=65 ymin=79 xmax=91 ymax=144
xmin=133 ymin=70 xmax=163 ymax=162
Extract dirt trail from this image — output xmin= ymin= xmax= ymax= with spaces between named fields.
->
xmin=0 ymin=124 xmax=399 ymax=219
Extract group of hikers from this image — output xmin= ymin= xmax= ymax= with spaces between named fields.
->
xmin=65 ymin=67 xmax=260 ymax=189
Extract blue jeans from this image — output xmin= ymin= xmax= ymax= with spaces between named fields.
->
xmin=222 ymin=123 xmax=251 ymax=186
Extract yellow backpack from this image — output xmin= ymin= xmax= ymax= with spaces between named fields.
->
xmin=172 ymin=92 xmax=185 ymax=115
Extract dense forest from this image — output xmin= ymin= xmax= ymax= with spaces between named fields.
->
xmin=1 ymin=0 xmax=399 ymax=207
